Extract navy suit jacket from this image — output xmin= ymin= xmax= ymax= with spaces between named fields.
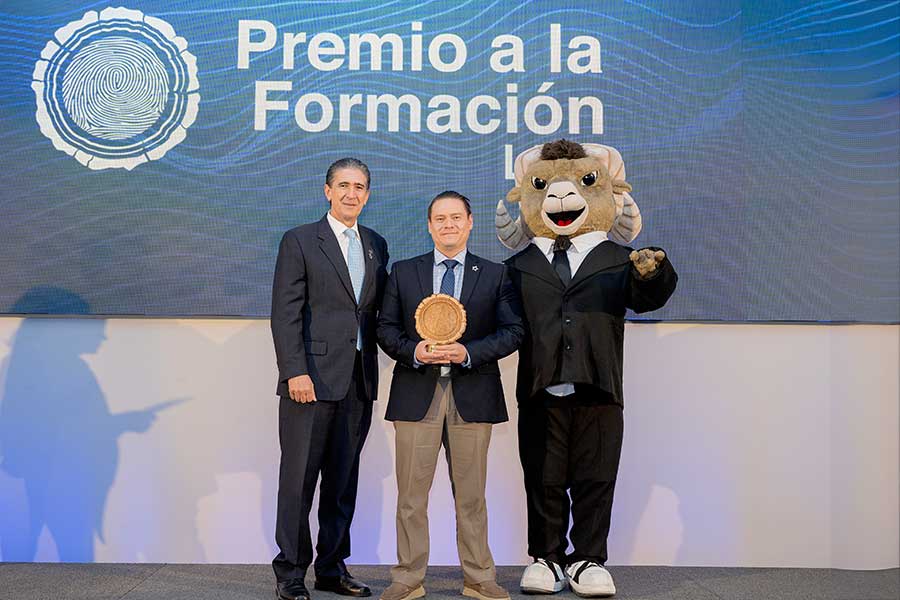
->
xmin=377 ymin=251 xmax=524 ymax=423
xmin=271 ymin=214 xmax=389 ymax=401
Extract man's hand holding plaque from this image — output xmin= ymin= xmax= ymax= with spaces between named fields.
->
xmin=414 ymin=293 xmax=467 ymax=364
xmin=414 ymin=340 xmax=467 ymax=364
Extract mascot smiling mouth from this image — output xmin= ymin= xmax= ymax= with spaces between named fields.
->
xmin=547 ymin=208 xmax=585 ymax=227
xmin=540 ymin=181 xmax=590 ymax=235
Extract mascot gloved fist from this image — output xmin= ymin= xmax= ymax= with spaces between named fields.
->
xmin=497 ymin=139 xmax=677 ymax=597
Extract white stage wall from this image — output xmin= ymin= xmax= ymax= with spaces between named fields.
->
xmin=0 ymin=319 xmax=896 ymax=569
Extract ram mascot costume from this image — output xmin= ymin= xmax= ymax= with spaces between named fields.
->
xmin=497 ymin=139 xmax=677 ymax=597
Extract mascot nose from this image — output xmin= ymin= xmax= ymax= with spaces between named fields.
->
xmin=545 ymin=180 xmax=580 ymax=200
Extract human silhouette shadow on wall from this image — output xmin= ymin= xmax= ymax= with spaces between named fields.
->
xmin=0 ymin=288 xmax=171 ymax=562
xmin=608 ymin=324 xmax=735 ymax=567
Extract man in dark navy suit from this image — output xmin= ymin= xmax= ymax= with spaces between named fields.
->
xmin=271 ymin=158 xmax=389 ymax=600
xmin=377 ymin=192 xmax=523 ymax=600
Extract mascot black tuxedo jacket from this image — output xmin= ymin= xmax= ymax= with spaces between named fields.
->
xmin=505 ymin=240 xmax=677 ymax=406
xmin=377 ymin=252 xmax=524 ymax=423
xmin=270 ymin=215 xmax=389 ymax=402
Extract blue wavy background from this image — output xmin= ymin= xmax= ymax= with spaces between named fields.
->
xmin=0 ymin=0 xmax=897 ymax=320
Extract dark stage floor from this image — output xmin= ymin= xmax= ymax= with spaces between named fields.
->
xmin=0 ymin=563 xmax=897 ymax=600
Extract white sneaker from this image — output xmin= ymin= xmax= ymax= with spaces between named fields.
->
xmin=565 ymin=561 xmax=616 ymax=597
xmin=519 ymin=558 xmax=566 ymax=594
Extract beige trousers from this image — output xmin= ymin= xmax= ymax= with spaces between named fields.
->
xmin=391 ymin=379 xmax=495 ymax=586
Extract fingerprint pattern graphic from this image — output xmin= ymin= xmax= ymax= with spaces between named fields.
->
xmin=63 ymin=37 xmax=169 ymax=141
xmin=32 ymin=7 xmax=199 ymax=170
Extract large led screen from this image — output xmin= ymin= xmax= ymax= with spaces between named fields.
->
xmin=1 ymin=1 xmax=897 ymax=321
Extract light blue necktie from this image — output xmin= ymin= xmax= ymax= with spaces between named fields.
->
xmin=344 ymin=229 xmax=364 ymax=350
xmin=440 ymin=259 xmax=458 ymax=297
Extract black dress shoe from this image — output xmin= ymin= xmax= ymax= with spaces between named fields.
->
xmin=277 ymin=578 xmax=311 ymax=600
xmin=314 ymin=574 xmax=372 ymax=597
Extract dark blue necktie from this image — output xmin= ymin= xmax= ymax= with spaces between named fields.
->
xmin=552 ymin=236 xmax=572 ymax=286
xmin=440 ymin=259 xmax=459 ymax=297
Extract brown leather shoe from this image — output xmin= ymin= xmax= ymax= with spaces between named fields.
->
xmin=380 ymin=582 xmax=426 ymax=600
xmin=462 ymin=581 xmax=510 ymax=600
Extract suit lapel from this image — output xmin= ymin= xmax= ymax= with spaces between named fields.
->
xmin=569 ymin=241 xmax=630 ymax=289
xmin=416 ymin=254 xmax=433 ymax=299
xmin=459 ymin=253 xmax=482 ymax=306
xmin=512 ymin=244 xmax=565 ymax=291
xmin=359 ymin=226 xmax=377 ymax=306
xmin=316 ymin=216 xmax=356 ymax=305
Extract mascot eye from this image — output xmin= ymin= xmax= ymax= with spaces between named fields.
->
xmin=531 ymin=177 xmax=547 ymax=190
xmin=581 ymin=171 xmax=598 ymax=186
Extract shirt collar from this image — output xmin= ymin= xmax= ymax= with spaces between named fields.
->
xmin=434 ymin=247 xmax=467 ymax=266
xmin=326 ymin=211 xmax=360 ymax=239
xmin=532 ymin=231 xmax=608 ymax=256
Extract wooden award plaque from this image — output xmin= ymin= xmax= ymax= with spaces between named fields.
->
xmin=414 ymin=293 xmax=467 ymax=345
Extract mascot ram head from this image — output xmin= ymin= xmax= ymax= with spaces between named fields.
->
xmin=496 ymin=139 xmax=642 ymax=249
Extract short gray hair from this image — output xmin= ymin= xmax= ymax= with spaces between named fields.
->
xmin=326 ymin=157 xmax=370 ymax=189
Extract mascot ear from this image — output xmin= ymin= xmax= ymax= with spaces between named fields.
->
xmin=613 ymin=179 xmax=632 ymax=194
xmin=506 ymin=186 xmax=522 ymax=203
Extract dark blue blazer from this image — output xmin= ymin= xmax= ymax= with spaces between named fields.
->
xmin=271 ymin=215 xmax=389 ymax=401
xmin=377 ymin=251 xmax=524 ymax=423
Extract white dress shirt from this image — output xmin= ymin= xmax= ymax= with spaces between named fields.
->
xmin=432 ymin=248 xmax=466 ymax=298
xmin=530 ymin=231 xmax=608 ymax=396
xmin=326 ymin=211 xmax=361 ymax=264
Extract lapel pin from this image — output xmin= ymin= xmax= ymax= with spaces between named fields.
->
xmin=472 ymin=265 xmax=479 ymax=272
xmin=368 ymin=248 xmax=375 ymax=260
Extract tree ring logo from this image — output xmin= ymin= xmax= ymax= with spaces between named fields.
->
xmin=32 ymin=7 xmax=199 ymax=171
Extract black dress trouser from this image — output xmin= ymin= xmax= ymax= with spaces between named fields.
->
xmin=518 ymin=388 xmax=624 ymax=565
xmin=273 ymin=354 xmax=372 ymax=581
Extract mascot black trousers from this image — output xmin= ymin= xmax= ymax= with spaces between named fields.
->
xmin=518 ymin=389 xmax=623 ymax=565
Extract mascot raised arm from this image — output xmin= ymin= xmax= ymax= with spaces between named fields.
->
xmin=499 ymin=139 xmax=677 ymax=598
